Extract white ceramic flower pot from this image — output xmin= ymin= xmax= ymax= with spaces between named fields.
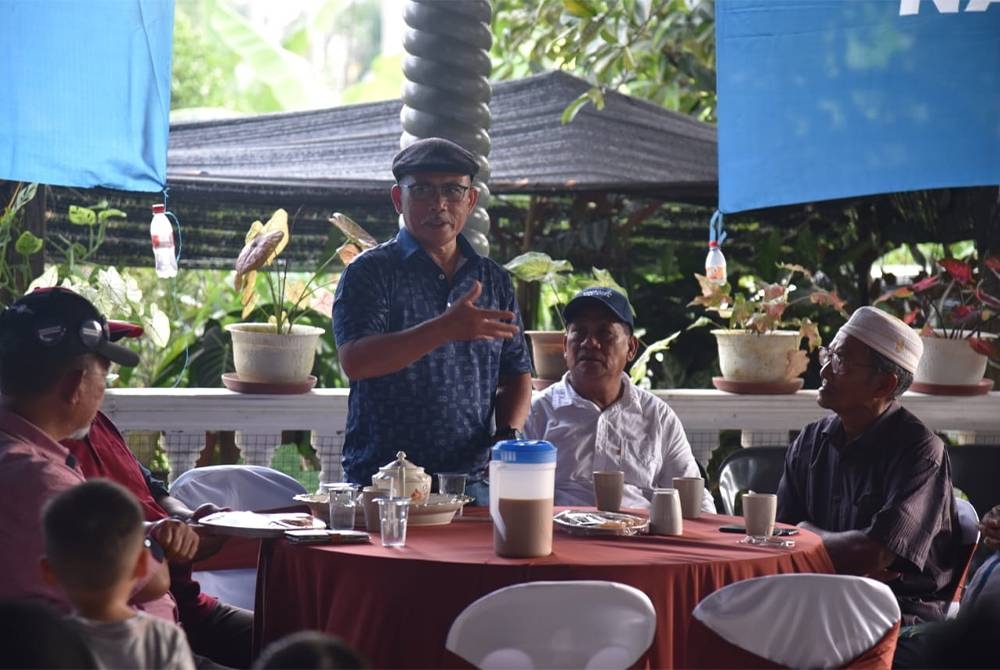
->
xmin=712 ymin=329 xmax=805 ymax=383
xmin=914 ymin=331 xmax=991 ymax=386
xmin=525 ymin=330 xmax=567 ymax=381
xmin=226 ymin=323 xmax=324 ymax=383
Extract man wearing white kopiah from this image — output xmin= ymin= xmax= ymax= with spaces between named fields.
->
xmin=523 ymin=288 xmax=715 ymax=512
xmin=777 ymin=306 xmax=962 ymax=624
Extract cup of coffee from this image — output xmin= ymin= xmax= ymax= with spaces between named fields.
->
xmin=672 ymin=477 xmax=704 ymax=519
xmin=377 ymin=497 xmax=411 ymax=547
xmin=650 ymin=488 xmax=683 ymax=536
xmin=360 ymin=486 xmax=381 ymax=533
xmin=742 ymin=492 xmax=777 ymax=538
xmin=592 ymin=471 xmax=625 ymax=512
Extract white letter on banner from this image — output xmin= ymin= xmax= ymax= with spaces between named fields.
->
xmin=899 ymin=0 xmax=961 ymax=14
xmin=965 ymin=0 xmax=1000 ymax=11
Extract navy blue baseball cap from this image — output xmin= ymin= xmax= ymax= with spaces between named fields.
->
xmin=563 ymin=287 xmax=635 ymax=330
xmin=0 ymin=287 xmax=140 ymax=367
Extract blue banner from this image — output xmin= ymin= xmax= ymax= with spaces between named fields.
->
xmin=716 ymin=0 xmax=1000 ymax=213
xmin=0 ymin=0 xmax=174 ymax=192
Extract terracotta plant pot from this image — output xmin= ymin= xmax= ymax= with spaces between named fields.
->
xmin=525 ymin=330 xmax=567 ymax=381
xmin=226 ymin=323 xmax=324 ymax=383
xmin=915 ymin=331 xmax=992 ymax=386
xmin=712 ymin=329 xmax=806 ymax=383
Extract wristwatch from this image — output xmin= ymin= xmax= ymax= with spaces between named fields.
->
xmin=492 ymin=426 xmax=524 ymax=442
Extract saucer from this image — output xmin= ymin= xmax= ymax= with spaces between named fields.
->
xmin=712 ymin=377 xmax=804 ymax=394
xmin=910 ymin=378 xmax=994 ymax=396
xmin=222 ymin=373 xmax=316 ymax=394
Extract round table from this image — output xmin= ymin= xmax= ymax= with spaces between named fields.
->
xmin=254 ymin=509 xmax=833 ymax=668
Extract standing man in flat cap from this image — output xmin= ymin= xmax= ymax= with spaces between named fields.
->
xmin=525 ymin=287 xmax=714 ymax=512
xmin=777 ymin=306 xmax=962 ymax=624
xmin=333 ymin=137 xmax=532 ymax=503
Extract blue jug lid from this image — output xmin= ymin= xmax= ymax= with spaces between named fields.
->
xmin=491 ymin=439 xmax=556 ymax=464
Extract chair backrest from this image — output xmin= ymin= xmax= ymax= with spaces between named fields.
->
xmin=716 ymin=446 xmax=787 ymax=515
xmin=946 ymin=497 xmax=981 ymax=616
xmin=169 ymin=465 xmax=307 ymax=512
xmin=947 ymin=445 xmax=1000 ymax=520
xmin=446 ymin=580 xmax=656 ymax=669
xmin=690 ymin=574 xmax=901 ymax=669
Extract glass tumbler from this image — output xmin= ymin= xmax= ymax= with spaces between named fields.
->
xmin=323 ymin=483 xmax=359 ymax=531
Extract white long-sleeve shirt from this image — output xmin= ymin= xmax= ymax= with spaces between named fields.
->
xmin=524 ymin=373 xmax=716 ymax=512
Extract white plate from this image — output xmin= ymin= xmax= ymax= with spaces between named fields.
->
xmin=408 ymin=493 xmax=474 ymax=526
xmin=293 ymin=492 xmax=474 ymax=527
xmin=198 ymin=511 xmax=326 ymax=538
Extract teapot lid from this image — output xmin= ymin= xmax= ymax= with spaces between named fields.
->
xmin=377 ymin=450 xmax=426 ymax=474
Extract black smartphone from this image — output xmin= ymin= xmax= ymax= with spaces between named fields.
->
xmin=718 ymin=524 xmax=799 ymax=537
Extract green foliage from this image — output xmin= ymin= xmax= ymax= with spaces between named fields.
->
xmin=0 ymin=182 xmax=42 ymax=303
xmin=492 ymin=0 xmax=717 ymax=121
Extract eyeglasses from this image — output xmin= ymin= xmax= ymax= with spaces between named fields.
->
xmin=401 ymin=183 xmax=471 ymax=203
xmin=818 ymin=346 xmax=875 ymax=375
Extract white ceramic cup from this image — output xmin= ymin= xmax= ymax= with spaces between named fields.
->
xmin=593 ymin=471 xmax=625 ymax=512
xmin=650 ymin=488 xmax=683 ymax=536
xmin=360 ymin=486 xmax=381 ymax=533
xmin=672 ymin=477 xmax=704 ymax=519
xmin=742 ymin=492 xmax=777 ymax=538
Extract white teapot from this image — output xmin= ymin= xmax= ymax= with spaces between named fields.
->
xmin=371 ymin=451 xmax=431 ymax=504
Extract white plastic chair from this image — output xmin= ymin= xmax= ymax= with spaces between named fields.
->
xmin=169 ymin=465 xmax=307 ymax=611
xmin=445 ymin=580 xmax=656 ymax=670
xmin=690 ymin=573 xmax=901 ymax=668
xmin=947 ymin=497 xmax=981 ymax=618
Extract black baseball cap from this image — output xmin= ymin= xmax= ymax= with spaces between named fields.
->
xmin=391 ymin=137 xmax=479 ymax=181
xmin=0 ymin=287 xmax=140 ymax=367
xmin=563 ymin=287 xmax=635 ymax=330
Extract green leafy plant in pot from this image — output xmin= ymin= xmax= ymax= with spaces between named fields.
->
xmin=689 ymin=263 xmax=848 ymax=388
xmin=229 ymin=209 xmax=375 ymax=385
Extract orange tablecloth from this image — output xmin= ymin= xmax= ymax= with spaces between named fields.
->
xmin=255 ymin=510 xmax=834 ymax=668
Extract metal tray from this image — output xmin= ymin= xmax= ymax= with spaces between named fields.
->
xmin=553 ymin=510 xmax=649 ymax=537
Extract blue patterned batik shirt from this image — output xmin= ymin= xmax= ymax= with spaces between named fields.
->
xmin=333 ymin=228 xmax=532 ymax=484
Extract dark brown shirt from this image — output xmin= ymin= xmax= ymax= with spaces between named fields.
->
xmin=777 ymin=403 xmax=961 ymax=622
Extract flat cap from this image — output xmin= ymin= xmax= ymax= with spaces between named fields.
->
xmin=391 ymin=138 xmax=478 ymax=180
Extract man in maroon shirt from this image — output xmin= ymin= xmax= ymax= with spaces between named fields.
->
xmin=62 ymin=323 xmax=252 ymax=669
xmin=777 ymin=307 xmax=962 ymax=624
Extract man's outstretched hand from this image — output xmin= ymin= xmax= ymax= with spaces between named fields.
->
xmin=443 ymin=281 xmax=520 ymax=341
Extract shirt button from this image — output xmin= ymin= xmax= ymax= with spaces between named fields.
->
xmin=438 ymin=274 xmax=445 ymax=280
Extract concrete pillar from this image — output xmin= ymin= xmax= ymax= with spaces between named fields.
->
xmin=400 ymin=0 xmax=493 ymax=254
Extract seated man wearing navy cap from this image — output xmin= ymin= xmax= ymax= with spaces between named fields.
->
xmin=333 ymin=137 xmax=532 ymax=503
xmin=777 ymin=306 xmax=962 ymax=624
xmin=524 ymin=287 xmax=715 ymax=512
xmin=0 ymin=287 xmax=180 ymax=616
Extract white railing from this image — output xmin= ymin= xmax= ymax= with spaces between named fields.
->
xmin=101 ymin=388 xmax=1000 ymax=485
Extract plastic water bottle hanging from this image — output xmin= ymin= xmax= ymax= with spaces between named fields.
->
xmin=705 ymin=210 xmax=727 ymax=286
xmin=150 ymin=203 xmax=177 ymax=278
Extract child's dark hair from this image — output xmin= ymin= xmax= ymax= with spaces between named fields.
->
xmin=42 ymin=479 xmax=145 ymax=591
xmin=253 ymin=631 xmax=367 ymax=669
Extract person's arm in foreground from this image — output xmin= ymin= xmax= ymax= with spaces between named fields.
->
xmin=796 ymin=522 xmax=898 ymax=577
xmin=494 ymin=372 xmax=532 ymax=432
xmin=339 ymin=281 xmax=519 ymax=380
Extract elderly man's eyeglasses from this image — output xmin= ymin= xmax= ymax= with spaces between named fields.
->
xmin=402 ymin=183 xmax=471 ymax=203
xmin=818 ymin=346 xmax=875 ymax=375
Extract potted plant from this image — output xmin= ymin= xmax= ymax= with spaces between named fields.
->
xmin=875 ymin=255 xmax=1000 ymax=390
xmin=229 ymin=209 xmax=375 ymax=387
xmin=504 ymin=251 xmax=630 ymax=382
xmin=689 ymin=263 xmax=848 ymax=391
